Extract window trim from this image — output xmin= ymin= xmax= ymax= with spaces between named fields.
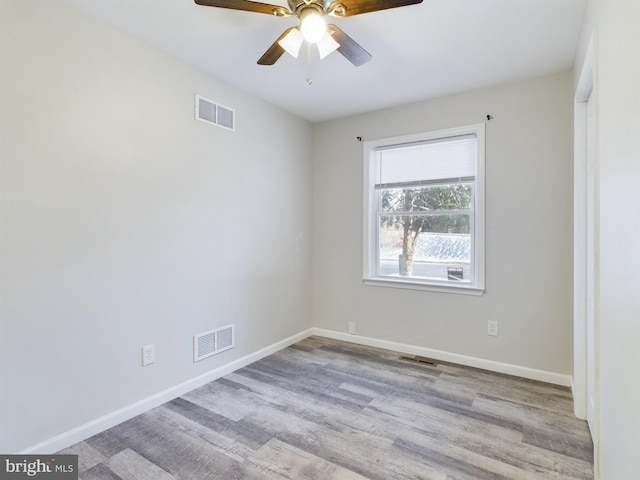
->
xmin=363 ymin=124 xmax=485 ymax=295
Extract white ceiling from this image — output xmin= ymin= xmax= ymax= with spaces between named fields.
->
xmin=67 ymin=0 xmax=585 ymax=122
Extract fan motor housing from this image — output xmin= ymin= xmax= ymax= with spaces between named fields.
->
xmin=288 ymin=0 xmax=325 ymax=15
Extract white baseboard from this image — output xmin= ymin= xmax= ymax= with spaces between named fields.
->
xmin=20 ymin=328 xmax=314 ymax=454
xmin=312 ymin=328 xmax=572 ymax=387
xmin=23 ymin=326 xmax=572 ymax=453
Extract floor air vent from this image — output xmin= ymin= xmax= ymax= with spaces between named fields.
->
xmin=193 ymin=324 xmax=235 ymax=362
xmin=399 ymin=355 xmax=438 ymax=366
xmin=195 ymin=94 xmax=235 ymax=131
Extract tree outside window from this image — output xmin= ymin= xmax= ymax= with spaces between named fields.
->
xmin=380 ymin=183 xmax=472 ymax=278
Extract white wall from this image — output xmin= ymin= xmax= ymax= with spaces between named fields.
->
xmin=0 ymin=0 xmax=312 ymax=453
xmin=312 ymin=72 xmax=574 ymax=376
xmin=574 ymin=0 xmax=640 ymax=478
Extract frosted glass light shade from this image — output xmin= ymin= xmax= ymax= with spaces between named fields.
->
xmin=317 ymin=33 xmax=340 ymax=59
xmin=278 ymin=28 xmax=304 ymax=58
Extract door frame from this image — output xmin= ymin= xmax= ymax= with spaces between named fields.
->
xmin=573 ymin=35 xmax=599 ymax=470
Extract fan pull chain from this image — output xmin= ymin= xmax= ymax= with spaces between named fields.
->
xmin=306 ymin=43 xmax=313 ymax=85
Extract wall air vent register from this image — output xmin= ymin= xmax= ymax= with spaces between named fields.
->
xmin=195 ymin=94 xmax=235 ymax=131
xmin=193 ymin=324 xmax=235 ymax=362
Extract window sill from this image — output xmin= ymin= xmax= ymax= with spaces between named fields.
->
xmin=363 ymin=277 xmax=485 ymax=296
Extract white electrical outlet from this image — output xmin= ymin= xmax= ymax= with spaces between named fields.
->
xmin=487 ymin=321 xmax=499 ymax=337
xmin=348 ymin=322 xmax=356 ymax=335
xmin=142 ymin=344 xmax=155 ymax=366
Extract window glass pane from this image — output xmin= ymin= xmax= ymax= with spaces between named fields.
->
xmin=379 ymin=214 xmax=471 ymax=282
xmin=381 ymin=184 xmax=472 ymax=213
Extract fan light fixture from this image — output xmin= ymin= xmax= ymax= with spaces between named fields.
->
xmin=194 ymin=0 xmax=425 ymax=68
xmin=277 ymin=9 xmax=340 ymax=61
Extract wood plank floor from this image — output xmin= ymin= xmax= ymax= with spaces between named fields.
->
xmin=60 ymin=336 xmax=594 ymax=480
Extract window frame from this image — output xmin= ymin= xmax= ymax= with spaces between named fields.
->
xmin=363 ymin=124 xmax=485 ymax=295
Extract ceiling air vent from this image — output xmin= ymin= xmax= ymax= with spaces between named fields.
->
xmin=195 ymin=94 xmax=235 ymax=131
xmin=193 ymin=324 xmax=235 ymax=362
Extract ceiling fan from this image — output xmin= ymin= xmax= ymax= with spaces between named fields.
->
xmin=194 ymin=0 xmax=423 ymax=67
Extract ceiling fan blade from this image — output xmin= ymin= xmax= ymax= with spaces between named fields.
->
xmin=328 ymin=25 xmax=372 ymax=66
xmin=327 ymin=0 xmax=422 ymax=17
xmin=195 ymin=0 xmax=290 ymax=16
xmin=257 ymin=27 xmax=298 ymax=65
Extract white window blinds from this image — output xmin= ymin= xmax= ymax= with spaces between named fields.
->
xmin=375 ymin=134 xmax=477 ymax=188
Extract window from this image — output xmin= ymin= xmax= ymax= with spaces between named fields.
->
xmin=363 ymin=124 xmax=485 ymax=295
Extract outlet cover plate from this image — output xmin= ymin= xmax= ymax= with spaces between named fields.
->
xmin=142 ymin=344 xmax=155 ymax=366
xmin=487 ymin=321 xmax=498 ymax=337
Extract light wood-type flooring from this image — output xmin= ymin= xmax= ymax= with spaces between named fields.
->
xmin=60 ymin=336 xmax=594 ymax=479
